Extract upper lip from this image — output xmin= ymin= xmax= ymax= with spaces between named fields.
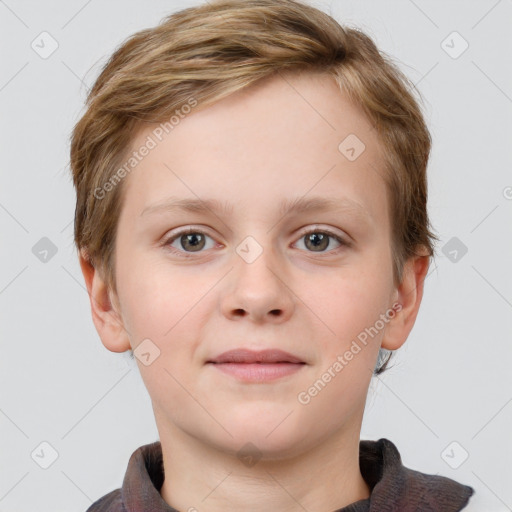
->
xmin=207 ymin=349 xmax=305 ymax=364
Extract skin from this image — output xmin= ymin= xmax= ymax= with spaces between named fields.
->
xmin=80 ymin=70 xmax=429 ymax=512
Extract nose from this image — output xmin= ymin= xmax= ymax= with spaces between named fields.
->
xmin=220 ymin=241 xmax=295 ymax=324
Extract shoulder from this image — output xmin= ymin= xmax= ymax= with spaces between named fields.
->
xmin=359 ymin=438 xmax=475 ymax=511
xmin=85 ymin=488 xmax=125 ymax=512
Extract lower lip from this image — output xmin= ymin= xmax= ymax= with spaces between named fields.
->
xmin=208 ymin=362 xmax=305 ymax=382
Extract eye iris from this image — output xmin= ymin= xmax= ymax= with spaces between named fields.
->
xmin=174 ymin=231 xmax=335 ymax=253
xmin=305 ymin=232 xmax=329 ymax=251
xmin=181 ymin=233 xmax=205 ymax=252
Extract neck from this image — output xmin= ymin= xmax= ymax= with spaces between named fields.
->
xmin=157 ymin=415 xmax=370 ymax=512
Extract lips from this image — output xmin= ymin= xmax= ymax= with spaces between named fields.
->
xmin=207 ymin=348 xmax=306 ymax=382
xmin=207 ymin=348 xmax=305 ymax=364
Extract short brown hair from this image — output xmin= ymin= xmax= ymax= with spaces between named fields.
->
xmin=69 ymin=0 xmax=437 ymax=374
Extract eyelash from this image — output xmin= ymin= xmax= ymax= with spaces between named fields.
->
xmin=161 ymin=226 xmax=350 ymax=258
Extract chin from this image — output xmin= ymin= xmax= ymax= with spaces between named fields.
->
xmin=212 ymin=412 xmax=313 ymax=459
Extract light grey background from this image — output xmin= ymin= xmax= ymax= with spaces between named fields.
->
xmin=1 ymin=0 xmax=511 ymax=511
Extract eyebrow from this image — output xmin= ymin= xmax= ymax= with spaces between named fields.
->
xmin=140 ymin=195 xmax=372 ymax=223
xmin=141 ymin=197 xmax=235 ymax=217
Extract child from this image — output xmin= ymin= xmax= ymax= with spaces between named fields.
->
xmin=70 ymin=0 xmax=476 ymax=510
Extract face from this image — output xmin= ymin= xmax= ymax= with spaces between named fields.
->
xmin=102 ymin=71 xmax=409 ymax=458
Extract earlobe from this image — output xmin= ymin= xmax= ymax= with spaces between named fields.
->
xmin=380 ymin=253 xmax=431 ymax=351
xmin=78 ymin=249 xmax=131 ymax=353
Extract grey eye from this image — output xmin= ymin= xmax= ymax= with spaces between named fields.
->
xmin=179 ymin=233 xmax=206 ymax=252
xmin=295 ymin=231 xmax=344 ymax=253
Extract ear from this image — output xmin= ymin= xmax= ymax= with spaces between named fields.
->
xmin=381 ymin=252 xmax=431 ymax=351
xmin=79 ymin=249 xmax=131 ymax=353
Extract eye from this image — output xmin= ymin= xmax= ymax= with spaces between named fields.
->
xmin=294 ymin=227 xmax=348 ymax=253
xmin=163 ymin=228 xmax=217 ymax=256
xmin=162 ymin=226 xmax=349 ymax=257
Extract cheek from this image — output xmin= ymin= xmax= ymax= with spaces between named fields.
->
xmin=292 ymin=269 xmax=391 ymax=427
xmin=116 ymin=257 xmax=212 ymax=400
xmin=298 ymin=257 xmax=393 ymax=342
xmin=117 ymin=252 xmax=201 ymax=337
xmin=116 ymin=254 xmax=219 ymax=382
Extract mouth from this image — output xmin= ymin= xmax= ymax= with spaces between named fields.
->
xmin=207 ymin=348 xmax=305 ymax=364
xmin=206 ymin=349 xmax=306 ymax=382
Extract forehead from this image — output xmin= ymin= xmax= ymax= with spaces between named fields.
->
xmin=121 ymin=70 xmax=387 ymax=225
